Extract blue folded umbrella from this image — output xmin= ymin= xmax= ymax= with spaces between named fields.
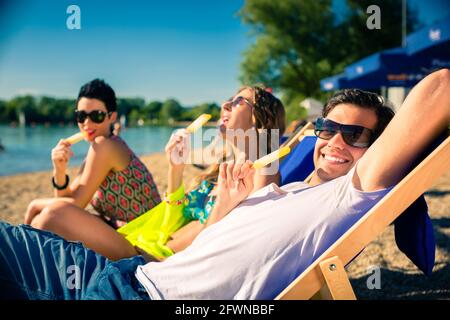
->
xmin=279 ymin=134 xmax=438 ymax=275
xmin=392 ymin=133 xmax=447 ymax=276
xmin=394 ymin=195 xmax=435 ymax=276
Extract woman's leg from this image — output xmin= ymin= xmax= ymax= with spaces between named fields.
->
xmin=0 ymin=221 xmax=148 ymax=300
xmin=31 ymin=201 xmax=138 ymax=261
xmin=24 ymin=197 xmax=57 ymax=224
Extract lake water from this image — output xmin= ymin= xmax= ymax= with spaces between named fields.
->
xmin=0 ymin=125 xmax=185 ymax=176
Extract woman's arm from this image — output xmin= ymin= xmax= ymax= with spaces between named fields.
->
xmin=165 ymin=129 xmax=189 ymax=193
xmin=67 ymin=136 xmax=123 ymax=208
xmin=166 ymin=220 xmax=204 ymax=253
xmin=51 ymin=139 xmax=74 ymax=197
xmin=53 ymin=163 xmax=84 ymax=198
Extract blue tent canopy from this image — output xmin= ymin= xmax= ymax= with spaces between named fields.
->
xmin=321 ymin=46 xmax=424 ymax=90
xmin=343 ymin=47 xmax=423 ymax=88
xmin=320 ymin=71 xmax=396 ymax=90
xmin=345 ymin=47 xmax=409 ymax=80
xmin=320 ymin=73 xmax=348 ymax=91
xmin=321 ymin=17 xmax=450 ymax=91
xmin=406 ymin=18 xmax=450 ymax=57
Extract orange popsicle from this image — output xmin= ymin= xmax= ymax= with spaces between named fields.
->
xmin=65 ymin=131 xmax=87 ymax=145
xmin=186 ymin=114 xmax=212 ymax=133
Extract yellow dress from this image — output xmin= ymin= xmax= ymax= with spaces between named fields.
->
xmin=118 ymin=181 xmax=215 ymax=260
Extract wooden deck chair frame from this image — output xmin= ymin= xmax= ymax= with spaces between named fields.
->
xmin=280 ymin=122 xmax=315 ymax=150
xmin=276 ymin=135 xmax=450 ymax=300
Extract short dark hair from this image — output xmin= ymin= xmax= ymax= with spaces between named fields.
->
xmin=323 ymin=89 xmax=395 ymax=142
xmin=77 ymin=79 xmax=117 ymax=112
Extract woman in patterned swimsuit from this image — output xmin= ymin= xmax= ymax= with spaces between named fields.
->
xmin=115 ymin=86 xmax=287 ymax=261
xmin=23 ymin=79 xmax=161 ymax=260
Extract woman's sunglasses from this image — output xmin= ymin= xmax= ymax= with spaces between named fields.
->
xmin=314 ymin=118 xmax=374 ymax=148
xmin=223 ymin=96 xmax=254 ymax=110
xmin=74 ymin=110 xmax=111 ymax=124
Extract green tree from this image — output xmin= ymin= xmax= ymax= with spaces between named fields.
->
xmin=128 ymin=109 xmax=144 ymax=126
xmin=6 ymin=96 xmax=38 ymax=124
xmin=0 ymin=100 xmax=6 ymax=123
xmin=117 ymin=98 xmax=145 ymax=118
xmin=238 ymin=0 xmax=419 ymax=119
xmin=159 ymin=99 xmax=182 ymax=124
xmin=142 ymin=101 xmax=163 ymax=121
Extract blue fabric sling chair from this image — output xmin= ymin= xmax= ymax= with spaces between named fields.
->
xmin=277 ymin=125 xmax=449 ymax=299
xmin=279 ymin=122 xmax=316 ymax=184
xmin=275 ymin=133 xmax=449 ymax=299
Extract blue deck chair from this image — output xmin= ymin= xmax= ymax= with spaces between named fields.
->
xmin=279 ymin=122 xmax=316 ymax=185
xmin=280 ymin=136 xmax=316 ymax=185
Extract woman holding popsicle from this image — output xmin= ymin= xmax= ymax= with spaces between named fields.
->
xmin=116 ymin=85 xmax=287 ymax=261
xmin=24 ymin=79 xmax=161 ymax=260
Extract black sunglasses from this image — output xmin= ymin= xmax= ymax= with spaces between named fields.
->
xmin=228 ymin=96 xmax=254 ymax=109
xmin=314 ymin=118 xmax=374 ymax=148
xmin=75 ymin=110 xmax=111 ymax=124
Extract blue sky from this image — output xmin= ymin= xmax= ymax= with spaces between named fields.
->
xmin=0 ymin=0 xmax=449 ymax=105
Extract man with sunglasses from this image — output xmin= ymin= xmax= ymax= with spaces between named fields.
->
xmin=0 ymin=69 xmax=449 ymax=300
xmin=309 ymin=89 xmax=394 ymax=186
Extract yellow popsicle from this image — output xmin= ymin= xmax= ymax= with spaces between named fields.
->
xmin=252 ymin=146 xmax=291 ymax=170
xmin=186 ymin=114 xmax=211 ymax=133
xmin=65 ymin=131 xmax=87 ymax=145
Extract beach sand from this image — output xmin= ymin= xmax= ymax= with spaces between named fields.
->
xmin=0 ymin=152 xmax=448 ymax=299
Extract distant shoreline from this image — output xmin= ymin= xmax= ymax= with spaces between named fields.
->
xmin=0 ymin=151 xmax=163 ymax=178
xmin=0 ymin=121 xmax=219 ymax=128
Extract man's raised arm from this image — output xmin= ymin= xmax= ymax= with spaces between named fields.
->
xmin=355 ymin=69 xmax=450 ymax=192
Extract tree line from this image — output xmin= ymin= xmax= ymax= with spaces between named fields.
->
xmin=0 ymin=96 xmax=221 ymax=126
xmin=238 ymin=0 xmax=420 ymax=122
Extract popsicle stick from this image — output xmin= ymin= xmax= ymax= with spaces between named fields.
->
xmin=186 ymin=114 xmax=212 ymax=133
xmin=281 ymin=122 xmax=314 ymax=149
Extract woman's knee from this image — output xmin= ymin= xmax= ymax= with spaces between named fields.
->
xmin=31 ymin=201 xmax=68 ymax=230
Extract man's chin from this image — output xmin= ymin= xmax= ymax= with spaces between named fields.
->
xmin=316 ymin=167 xmax=350 ymax=182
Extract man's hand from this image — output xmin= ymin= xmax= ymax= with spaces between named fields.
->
xmin=167 ymin=160 xmax=256 ymax=251
xmin=213 ymin=160 xmax=255 ymax=219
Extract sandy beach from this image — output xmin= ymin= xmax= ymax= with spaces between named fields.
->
xmin=0 ymin=152 xmax=449 ymax=300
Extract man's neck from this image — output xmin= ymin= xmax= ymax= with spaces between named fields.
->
xmin=308 ymin=171 xmax=322 ymax=186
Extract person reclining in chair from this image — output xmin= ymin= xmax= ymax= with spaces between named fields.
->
xmin=0 ymin=69 xmax=449 ymax=300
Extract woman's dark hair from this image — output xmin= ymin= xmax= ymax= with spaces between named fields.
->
xmin=323 ymin=89 xmax=395 ymax=142
xmin=76 ymin=79 xmax=117 ymax=112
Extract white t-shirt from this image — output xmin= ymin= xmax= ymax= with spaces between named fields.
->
xmin=136 ymin=166 xmax=391 ymax=299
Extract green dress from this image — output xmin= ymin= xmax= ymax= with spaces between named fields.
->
xmin=117 ymin=180 xmax=215 ymax=259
